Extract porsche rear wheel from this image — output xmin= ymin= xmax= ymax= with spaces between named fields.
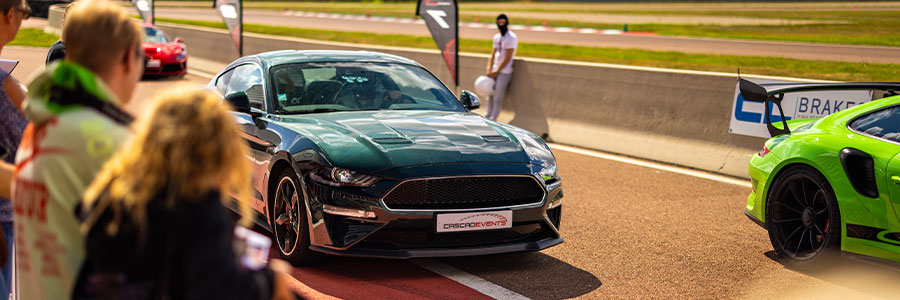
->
xmin=271 ymin=169 xmax=320 ymax=265
xmin=766 ymin=165 xmax=841 ymax=269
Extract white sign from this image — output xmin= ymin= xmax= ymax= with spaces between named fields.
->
xmin=729 ymin=79 xmax=873 ymax=138
xmin=436 ymin=210 xmax=512 ymax=233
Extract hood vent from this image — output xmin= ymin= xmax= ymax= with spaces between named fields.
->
xmin=482 ymin=135 xmax=511 ymax=143
xmin=373 ymin=137 xmax=413 ymax=144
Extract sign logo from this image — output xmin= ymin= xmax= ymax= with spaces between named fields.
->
xmin=426 ymin=10 xmax=450 ymax=29
xmin=219 ymin=4 xmax=238 ymax=19
xmin=135 ymin=0 xmax=150 ymax=11
xmin=437 ymin=211 xmax=513 ymax=233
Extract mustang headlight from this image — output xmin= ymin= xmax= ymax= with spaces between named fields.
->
xmin=311 ymin=167 xmax=380 ymax=187
xmin=538 ymin=163 xmax=560 ymax=184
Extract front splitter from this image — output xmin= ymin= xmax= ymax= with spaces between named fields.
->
xmin=309 ymin=237 xmax=564 ymax=259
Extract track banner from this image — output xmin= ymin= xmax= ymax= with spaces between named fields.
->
xmin=729 ymin=79 xmax=873 ymax=138
xmin=215 ymin=0 xmax=242 ymax=56
xmin=132 ymin=0 xmax=153 ymax=24
xmin=416 ymin=0 xmax=458 ymax=86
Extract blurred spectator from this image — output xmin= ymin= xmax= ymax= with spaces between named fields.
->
xmin=484 ymin=14 xmax=517 ymax=121
xmin=11 ymin=0 xmax=142 ymax=298
xmin=75 ymin=87 xmax=295 ymax=300
xmin=45 ymin=3 xmax=73 ymax=65
xmin=0 ymin=0 xmax=29 ymax=297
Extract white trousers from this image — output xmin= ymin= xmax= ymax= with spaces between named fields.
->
xmin=486 ymin=72 xmax=512 ymax=121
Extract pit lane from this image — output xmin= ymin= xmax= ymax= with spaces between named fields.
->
xmin=7 ymin=46 xmax=900 ymax=299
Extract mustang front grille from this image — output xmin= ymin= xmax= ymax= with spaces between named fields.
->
xmin=382 ymin=176 xmax=544 ymax=210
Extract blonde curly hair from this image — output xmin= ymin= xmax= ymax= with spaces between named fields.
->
xmin=82 ymin=86 xmax=252 ymax=237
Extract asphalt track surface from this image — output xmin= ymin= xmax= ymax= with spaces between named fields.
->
xmin=144 ymin=7 xmax=900 ymax=65
xmin=6 ymin=46 xmax=900 ymax=299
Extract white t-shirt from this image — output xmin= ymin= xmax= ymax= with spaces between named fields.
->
xmin=491 ymin=31 xmax=518 ymax=74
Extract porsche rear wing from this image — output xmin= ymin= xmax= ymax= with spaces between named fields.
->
xmin=738 ymin=78 xmax=900 ymax=137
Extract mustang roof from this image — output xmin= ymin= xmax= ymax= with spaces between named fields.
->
xmin=256 ymin=50 xmax=423 ymax=67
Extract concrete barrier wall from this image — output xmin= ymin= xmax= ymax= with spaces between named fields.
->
xmin=153 ymin=23 xmax=765 ymax=178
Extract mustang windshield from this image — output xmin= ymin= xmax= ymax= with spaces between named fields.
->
xmin=269 ymin=62 xmax=465 ymax=113
xmin=144 ymin=27 xmax=169 ymax=44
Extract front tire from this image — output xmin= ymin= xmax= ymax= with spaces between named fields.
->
xmin=271 ymin=169 xmax=320 ymax=265
xmin=766 ymin=165 xmax=841 ymax=269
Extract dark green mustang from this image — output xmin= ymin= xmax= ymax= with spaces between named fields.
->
xmin=209 ymin=50 xmax=563 ymax=264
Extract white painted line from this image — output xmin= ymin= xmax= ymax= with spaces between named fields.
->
xmin=579 ymin=28 xmax=597 ymax=34
xmin=188 ymin=69 xmax=215 ymax=79
xmin=412 ymin=259 xmax=531 ymax=300
xmin=509 ymin=25 xmax=526 ymax=30
xmin=549 ymin=143 xmax=751 ymax=188
xmin=554 ymin=27 xmax=573 ymax=33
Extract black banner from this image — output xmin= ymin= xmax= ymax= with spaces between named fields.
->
xmin=132 ymin=0 xmax=154 ymax=24
xmin=416 ymin=0 xmax=458 ymax=86
xmin=215 ymin=0 xmax=242 ymax=56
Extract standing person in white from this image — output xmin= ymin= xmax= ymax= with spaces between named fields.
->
xmin=484 ymin=14 xmax=516 ymax=121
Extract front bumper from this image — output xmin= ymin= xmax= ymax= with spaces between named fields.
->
xmin=301 ymin=172 xmax=564 ymax=258
xmin=144 ymin=56 xmax=187 ymax=76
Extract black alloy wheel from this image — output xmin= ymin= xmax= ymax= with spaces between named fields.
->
xmin=766 ymin=165 xmax=841 ymax=269
xmin=271 ymin=169 xmax=318 ymax=265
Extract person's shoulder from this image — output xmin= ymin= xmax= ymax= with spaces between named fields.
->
xmin=507 ymin=31 xmax=518 ymax=40
xmin=493 ymin=33 xmax=502 ymax=40
xmin=53 ymin=109 xmax=131 ymax=157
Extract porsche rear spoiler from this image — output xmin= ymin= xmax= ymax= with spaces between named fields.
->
xmin=738 ymin=78 xmax=900 ymax=137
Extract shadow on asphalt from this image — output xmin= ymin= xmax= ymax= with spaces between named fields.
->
xmin=277 ymin=251 xmax=600 ymax=300
xmin=438 ymin=251 xmax=602 ymax=300
xmin=764 ymin=250 xmax=900 ymax=299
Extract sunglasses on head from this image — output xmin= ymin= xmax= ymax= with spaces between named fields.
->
xmin=14 ymin=5 xmax=30 ymax=20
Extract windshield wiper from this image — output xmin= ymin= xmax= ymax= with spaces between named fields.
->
xmin=283 ymin=108 xmax=344 ymax=114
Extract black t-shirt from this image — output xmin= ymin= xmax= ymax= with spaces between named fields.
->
xmin=46 ymin=40 xmax=66 ymax=65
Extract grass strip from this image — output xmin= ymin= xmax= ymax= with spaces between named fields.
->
xmin=9 ymin=28 xmax=59 ymax=48
xmin=158 ymin=17 xmax=900 ymax=82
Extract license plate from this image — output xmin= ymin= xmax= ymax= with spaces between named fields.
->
xmin=146 ymin=59 xmax=161 ymax=68
xmin=436 ymin=210 xmax=512 ymax=233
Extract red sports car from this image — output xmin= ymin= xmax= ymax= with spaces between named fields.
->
xmin=142 ymin=24 xmax=187 ymax=77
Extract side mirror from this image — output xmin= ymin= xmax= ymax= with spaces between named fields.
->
xmin=174 ymin=37 xmax=184 ymax=44
xmin=225 ymin=91 xmax=251 ymax=113
xmin=460 ymin=90 xmax=481 ymax=110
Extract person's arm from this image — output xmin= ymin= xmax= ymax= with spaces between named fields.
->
xmin=4 ymin=75 xmax=26 ymax=113
xmin=486 ymin=46 xmax=497 ymax=75
xmin=0 ymin=162 xmax=13 ymax=199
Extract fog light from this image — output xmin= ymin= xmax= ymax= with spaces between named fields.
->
xmin=548 ymin=196 xmax=562 ymax=209
xmin=323 ymin=205 xmax=376 ymax=219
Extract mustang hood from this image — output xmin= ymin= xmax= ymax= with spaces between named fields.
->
xmin=278 ymin=111 xmax=535 ymax=172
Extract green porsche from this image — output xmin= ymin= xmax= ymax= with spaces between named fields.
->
xmin=740 ymin=78 xmax=900 ymax=268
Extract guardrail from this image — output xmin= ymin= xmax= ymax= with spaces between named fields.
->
xmin=47 ymin=7 xmax=767 ymax=178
